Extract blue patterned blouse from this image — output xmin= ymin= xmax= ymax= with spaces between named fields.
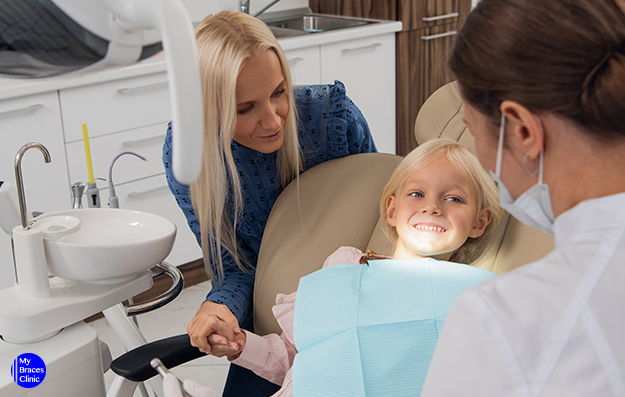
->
xmin=162 ymin=81 xmax=377 ymax=328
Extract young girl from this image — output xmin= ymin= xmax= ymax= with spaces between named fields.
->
xmin=206 ymin=139 xmax=503 ymax=396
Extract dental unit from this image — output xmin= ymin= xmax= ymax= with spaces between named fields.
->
xmin=0 ymin=0 xmax=203 ymax=395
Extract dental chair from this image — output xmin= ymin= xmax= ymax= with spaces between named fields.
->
xmin=109 ymin=82 xmax=555 ymax=390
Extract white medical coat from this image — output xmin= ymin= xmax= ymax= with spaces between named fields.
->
xmin=421 ymin=192 xmax=625 ymax=396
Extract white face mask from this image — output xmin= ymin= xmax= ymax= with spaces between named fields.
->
xmin=489 ymin=113 xmax=555 ymax=235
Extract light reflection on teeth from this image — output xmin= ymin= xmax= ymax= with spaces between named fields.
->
xmin=414 ymin=224 xmax=446 ymax=232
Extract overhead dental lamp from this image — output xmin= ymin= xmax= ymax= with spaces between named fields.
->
xmin=0 ymin=0 xmax=203 ymax=184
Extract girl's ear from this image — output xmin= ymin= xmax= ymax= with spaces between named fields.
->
xmin=386 ymin=195 xmax=397 ymax=227
xmin=469 ymin=208 xmax=492 ymax=238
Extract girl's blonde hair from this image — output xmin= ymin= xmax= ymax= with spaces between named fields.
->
xmin=191 ymin=11 xmax=302 ymax=282
xmin=379 ymin=139 xmax=503 ymax=264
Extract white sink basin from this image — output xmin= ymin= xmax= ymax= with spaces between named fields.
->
xmin=34 ymin=209 xmax=176 ymax=282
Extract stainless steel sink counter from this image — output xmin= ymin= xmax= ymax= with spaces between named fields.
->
xmin=259 ymin=8 xmax=402 ymax=50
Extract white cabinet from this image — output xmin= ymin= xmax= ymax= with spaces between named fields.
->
xmin=320 ymin=34 xmax=396 ymax=154
xmin=284 ymin=33 xmax=397 ymax=154
xmin=0 ymin=92 xmax=71 ymax=289
xmin=65 ymin=122 xmax=168 ymax=187
xmin=58 ymin=74 xmax=202 ymax=267
xmin=60 ymin=73 xmax=171 ymax=142
xmin=285 ymin=46 xmax=321 ymax=85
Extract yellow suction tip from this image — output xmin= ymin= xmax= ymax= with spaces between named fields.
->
xmin=82 ymin=123 xmax=95 ymax=185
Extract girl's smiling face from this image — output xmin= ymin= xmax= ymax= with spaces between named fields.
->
xmin=234 ymin=49 xmax=289 ymax=153
xmin=387 ymin=157 xmax=491 ymax=261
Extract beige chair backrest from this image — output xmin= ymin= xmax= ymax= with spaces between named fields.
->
xmin=254 ymin=82 xmax=554 ymax=336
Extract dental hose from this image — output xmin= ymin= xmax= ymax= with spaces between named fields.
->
xmin=107 ymin=151 xmax=148 ymax=209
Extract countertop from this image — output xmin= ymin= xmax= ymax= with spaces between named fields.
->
xmin=0 ymin=17 xmax=402 ymax=101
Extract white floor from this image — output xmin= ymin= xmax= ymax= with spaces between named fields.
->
xmin=89 ymin=280 xmax=231 ymax=396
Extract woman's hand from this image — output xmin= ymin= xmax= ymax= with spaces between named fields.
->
xmin=187 ymin=300 xmax=241 ymax=354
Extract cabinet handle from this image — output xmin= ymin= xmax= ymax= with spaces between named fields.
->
xmin=0 ymin=104 xmax=44 ymax=119
xmin=341 ymin=42 xmax=382 ymax=54
xmin=422 ymin=12 xmax=459 ymax=22
xmin=421 ymin=31 xmax=458 ymax=41
xmin=117 ymin=81 xmax=169 ymax=95
xmin=122 ymin=134 xmax=166 ymax=147
xmin=127 ymin=185 xmax=169 ymax=198
xmin=288 ymin=57 xmax=304 ymax=64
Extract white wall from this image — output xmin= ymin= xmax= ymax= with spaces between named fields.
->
xmin=182 ymin=0 xmax=308 ymax=21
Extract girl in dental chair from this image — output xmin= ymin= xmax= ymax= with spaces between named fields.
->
xmin=204 ymin=139 xmax=504 ymax=396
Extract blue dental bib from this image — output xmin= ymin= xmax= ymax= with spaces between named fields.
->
xmin=292 ymin=258 xmax=494 ymax=396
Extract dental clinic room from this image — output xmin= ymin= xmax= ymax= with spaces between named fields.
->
xmin=2 ymin=0 xmax=625 ymax=395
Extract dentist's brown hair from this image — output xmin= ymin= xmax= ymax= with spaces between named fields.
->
xmin=450 ymin=0 xmax=625 ymax=140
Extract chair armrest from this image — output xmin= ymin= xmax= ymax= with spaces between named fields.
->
xmin=110 ymin=333 xmax=206 ymax=382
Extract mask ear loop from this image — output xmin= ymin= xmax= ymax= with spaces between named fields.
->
xmin=522 ymin=153 xmax=539 ymax=177
xmin=531 ymin=114 xmax=546 ymax=184
xmin=495 ymin=112 xmax=505 ymax=177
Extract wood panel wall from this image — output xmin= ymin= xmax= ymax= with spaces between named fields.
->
xmin=309 ymin=0 xmax=396 ymax=21
xmin=312 ymin=0 xmax=471 ymax=155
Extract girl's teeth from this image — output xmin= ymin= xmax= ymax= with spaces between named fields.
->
xmin=415 ymin=225 xmax=445 ymax=232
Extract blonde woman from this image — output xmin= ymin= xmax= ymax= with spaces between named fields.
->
xmin=162 ymin=11 xmax=376 ymax=396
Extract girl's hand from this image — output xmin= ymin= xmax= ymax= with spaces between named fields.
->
xmin=208 ymin=320 xmax=247 ymax=360
xmin=187 ymin=301 xmax=241 ymax=354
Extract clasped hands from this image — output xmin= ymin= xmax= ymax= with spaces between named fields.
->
xmin=187 ymin=300 xmax=247 ymax=360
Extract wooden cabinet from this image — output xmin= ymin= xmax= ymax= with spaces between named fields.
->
xmin=311 ymin=0 xmax=471 ymax=155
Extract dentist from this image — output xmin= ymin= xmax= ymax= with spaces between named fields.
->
xmin=422 ymin=0 xmax=625 ymax=395
xmin=162 ymin=11 xmax=376 ymax=397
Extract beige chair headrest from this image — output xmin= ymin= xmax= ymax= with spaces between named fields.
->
xmin=414 ymin=81 xmax=475 ymax=153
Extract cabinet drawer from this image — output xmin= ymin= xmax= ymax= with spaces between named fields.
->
xmin=320 ymin=34 xmax=396 ymax=154
xmin=400 ymin=0 xmax=471 ymax=30
xmin=60 ymin=73 xmax=171 ymax=143
xmin=96 ymin=174 xmax=202 ymax=266
xmin=65 ymin=122 xmax=168 ymax=186
xmin=284 ymin=46 xmax=321 ymax=86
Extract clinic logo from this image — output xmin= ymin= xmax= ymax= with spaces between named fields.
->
xmin=11 ymin=353 xmax=46 ymax=388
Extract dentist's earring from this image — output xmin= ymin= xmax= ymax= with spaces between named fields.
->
xmin=523 ymin=153 xmax=539 ymax=177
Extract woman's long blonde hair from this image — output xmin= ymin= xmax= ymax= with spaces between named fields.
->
xmin=379 ymin=139 xmax=504 ymax=264
xmin=191 ymin=11 xmax=302 ymax=282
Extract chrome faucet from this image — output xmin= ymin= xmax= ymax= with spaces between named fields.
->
xmin=239 ymin=0 xmax=283 ymax=17
xmin=239 ymin=0 xmax=250 ymax=14
xmin=14 ymin=142 xmax=51 ymax=230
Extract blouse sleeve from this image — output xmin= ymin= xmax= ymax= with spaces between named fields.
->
xmin=233 ymin=292 xmax=298 ymax=386
xmin=162 ymin=124 xmax=254 ymax=326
